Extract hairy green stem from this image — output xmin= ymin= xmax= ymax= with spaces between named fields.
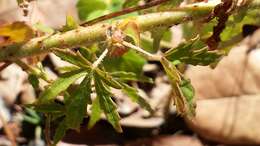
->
xmin=93 ymin=48 xmax=108 ymax=68
xmin=122 ymin=41 xmax=162 ymax=61
xmin=0 ymin=0 xmax=259 ymax=61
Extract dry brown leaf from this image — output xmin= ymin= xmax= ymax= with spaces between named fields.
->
xmin=125 ymin=135 xmax=203 ymax=146
xmin=185 ymin=43 xmax=260 ymax=144
xmin=186 ymin=45 xmax=260 ymax=99
xmin=187 ymin=95 xmax=260 ymax=144
xmin=0 ymin=21 xmax=34 ymax=46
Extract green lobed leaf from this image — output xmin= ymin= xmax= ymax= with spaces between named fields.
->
xmin=54 ymin=49 xmax=91 ymax=69
xmin=94 ymin=74 xmax=122 ymax=132
xmin=56 ymin=66 xmax=81 ymax=73
xmin=179 ymin=78 xmax=196 ymax=117
xmin=53 ymin=119 xmax=67 ymax=145
xmin=88 ymin=96 xmax=102 ymax=129
xmin=187 ymin=48 xmax=222 ymax=66
xmin=121 ymin=83 xmax=154 ymax=113
xmin=22 ymin=115 xmax=40 ymax=125
xmin=65 ymin=74 xmax=92 ymax=130
xmin=22 ymin=108 xmax=41 ymax=125
xmin=28 ymin=74 xmax=39 ymax=89
xmin=36 ymin=69 xmax=87 ymax=104
xmin=165 ymin=36 xmax=200 ymax=59
xmin=160 ymin=57 xmax=181 ymax=83
xmin=95 ymin=69 xmax=122 ymax=89
xmin=165 ymin=37 xmax=222 ymax=66
xmin=33 ymin=103 xmax=65 ymax=113
xmin=110 ymin=71 xmax=153 ymax=83
xmin=160 ymin=57 xmax=195 ymax=117
xmin=78 ymin=47 xmax=95 ymax=62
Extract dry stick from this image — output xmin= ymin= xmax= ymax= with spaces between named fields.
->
xmin=0 ymin=62 xmax=11 ymax=72
xmin=45 ymin=114 xmax=52 ymax=146
xmin=0 ymin=112 xmax=17 ymax=146
xmin=81 ymin=0 xmax=169 ymax=26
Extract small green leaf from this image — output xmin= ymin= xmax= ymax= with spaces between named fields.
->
xmin=56 ymin=66 xmax=80 ymax=73
xmin=33 ymin=103 xmax=65 ymax=113
xmin=111 ymin=71 xmax=153 ymax=83
xmin=95 ymin=69 xmax=122 ymax=89
xmin=165 ymin=36 xmax=199 ymax=59
xmin=25 ymin=108 xmax=40 ymax=120
xmin=33 ymin=22 xmax=54 ymax=34
xmin=22 ymin=108 xmax=41 ymax=125
xmin=88 ymin=96 xmax=102 ymax=129
xmin=165 ymin=37 xmax=221 ymax=66
xmin=61 ymin=15 xmax=78 ymax=32
xmin=160 ymin=58 xmax=196 ymax=117
xmin=53 ymin=119 xmax=67 ymax=145
xmin=23 ymin=115 xmax=40 ymax=125
xmin=188 ymin=48 xmax=222 ymax=66
xmin=65 ymin=74 xmax=92 ymax=130
xmin=54 ymin=49 xmax=91 ymax=69
xmin=179 ymin=78 xmax=196 ymax=117
xmin=122 ymin=83 xmax=154 ymax=113
xmin=160 ymin=57 xmax=181 ymax=83
xmin=94 ymin=74 xmax=122 ymax=132
xmin=28 ymin=74 xmax=39 ymax=89
xmin=37 ymin=69 xmax=87 ymax=104
xmin=78 ymin=47 xmax=95 ymax=61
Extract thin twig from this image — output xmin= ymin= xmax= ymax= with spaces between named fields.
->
xmin=44 ymin=114 xmax=52 ymax=146
xmin=0 ymin=62 xmax=11 ymax=73
xmin=81 ymin=0 xmax=169 ymax=26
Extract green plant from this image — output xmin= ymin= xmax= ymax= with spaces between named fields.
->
xmin=0 ymin=0 xmax=260 ymax=145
